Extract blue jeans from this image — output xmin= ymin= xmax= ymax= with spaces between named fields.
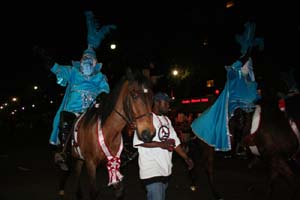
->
xmin=145 ymin=182 xmax=168 ymax=200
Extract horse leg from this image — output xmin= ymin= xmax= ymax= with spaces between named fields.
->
xmin=112 ymin=181 xmax=125 ymax=199
xmin=187 ymin=139 xmax=199 ymax=190
xmin=85 ymin=160 xmax=98 ymax=200
xmin=267 ymin=157 xmax=297 ymax=200
xmin=63 ymin=159 xmax=84 ymax=200
xmin=57 ymin=169 xmax=70 ymax=197
xmin=56 ymin=149 xmax=73 ymax=199
xmin=201 ymin=141 xmax=223 ymax=200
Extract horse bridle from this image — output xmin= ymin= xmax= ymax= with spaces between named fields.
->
xmin=114 ymin=109 xmax=152 ymax=125
xmin=114 ymin=88 xmax=152 ymax=124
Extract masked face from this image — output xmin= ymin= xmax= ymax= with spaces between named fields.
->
xmin=241 ymin=59 xmax=251 ymax=77
xmin=241 ymin=64 xmax=249 ymax=76
xmin=80 ymin=55 xmax=96 ymax=76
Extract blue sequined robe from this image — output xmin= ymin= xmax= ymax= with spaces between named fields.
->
xmin=191 ymin=59 xmax=260 ymax=151
xmin=49 ymin=61 xmax=109 ymax=145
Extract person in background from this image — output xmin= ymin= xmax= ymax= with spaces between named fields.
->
xmin=133 ymin=92 xmax=194 ymax=200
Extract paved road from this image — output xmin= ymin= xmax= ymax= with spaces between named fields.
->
xmin=1 ymin=127 xmax=300 ymax=200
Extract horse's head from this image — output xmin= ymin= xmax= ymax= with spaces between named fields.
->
xmin=117 ymin=68 xmax=156 ymax=143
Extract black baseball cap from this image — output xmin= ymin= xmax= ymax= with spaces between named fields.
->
xmin=153 ymin=92 xmax=170 ymax=102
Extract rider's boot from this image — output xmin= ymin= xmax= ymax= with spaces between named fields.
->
xmin=55 ymin=111 xmax=76 ymax=171
xmin=235 ymin=142 xmax=248 ymax=159
xmin=54 ymin=132 xmax=69 ymax=171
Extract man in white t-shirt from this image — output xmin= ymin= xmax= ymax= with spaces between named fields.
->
xmin=133 ymin=92 xmax=194 ymax=200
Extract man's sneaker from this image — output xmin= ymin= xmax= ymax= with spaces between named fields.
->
xmin=54 ymin=152 xmax=69 ymax=171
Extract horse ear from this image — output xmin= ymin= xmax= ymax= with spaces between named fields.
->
xmin=126 ymin=67 xmax=134 ymax=81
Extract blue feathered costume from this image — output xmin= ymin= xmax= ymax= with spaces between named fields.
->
xmin=191 ymin=21 xmax=263 ymax=151
xmin=191 ymin=59 xmax=260 ymax=151
xmin=49 ymin=11 xmax=116 ymax=145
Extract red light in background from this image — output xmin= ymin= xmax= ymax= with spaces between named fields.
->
xmin=215 ymin=89 xmax=220 ymax=95
xmin=181 ymin=98 xmax=210 ymax=104
xmin=200 ymin=98 xmax=209 ymax=102
xmin=191 ymin=99 xmax=201 ymax=103
xmin=181 ymin=100 xmax=190 ymax=104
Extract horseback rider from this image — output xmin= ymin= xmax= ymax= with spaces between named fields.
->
xmin=191 ymin=21 xmax=263 ymax=156
xmin=36 ymin=11 xmax=116 ymax=171
xmin=226 ymin=54 xmax=261 ymax=157
xmin=50 ymin=48 xmax=110 ymax=170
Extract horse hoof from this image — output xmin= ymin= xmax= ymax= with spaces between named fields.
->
xmin=113 ymin=182 xmax=125 ymax=198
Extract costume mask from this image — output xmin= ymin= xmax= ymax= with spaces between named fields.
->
xmin=80 ymin=56 xmax=95 ymax=76
xmin=241 ymin=58 xmax=255 ymax=81
xmin=241 ymin=64 xmax=249 ymax=76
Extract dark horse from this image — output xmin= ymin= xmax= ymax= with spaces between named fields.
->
xmin=62 ymin=68 xmax=156 ymax=200
xmin=194 ymin=90 xmax=300 ymax=200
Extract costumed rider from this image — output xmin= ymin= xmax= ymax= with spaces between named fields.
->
xmin=48 ymin=11 xmax=116 ymax=170
xmin=191 ymin=21 xmax=263 ymax=157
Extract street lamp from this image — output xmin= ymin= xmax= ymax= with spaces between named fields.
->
xmin=170 ymin=69 xmax=180 ymax=99
xmin=110 ymin=43 xmax=116 ymax=50
xmin=172 ymin=69 xmax=179 ymax=76
xmin=12 ymin=97 xmax=18 ymax=102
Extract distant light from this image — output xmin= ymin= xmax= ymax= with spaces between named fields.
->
xmin=110 ymin=44 xmax=116 ymax=50
xmin=32 ymin=104 xmax=35 ymax=108
xmin=4 ymin=103 xmax=8 ymax=106
xmin=181 ymin=98 xmax=210 ymax=104
xmin=206 ymin=80 xmax=214 ymax=88
xmin=21 ymin=106 xmax=25 ymax=110
xmin=200 ymin=98 xmax=209 ymax=102
xmin=182 ymin=100 xmax=191 ymax=104
xmin=0 ymin=106 xmax=3 ymax=110
xmin=226 ymin=1 xmax=234 ymax=8
xmin=12 ymin=97 xmax=18 ymax=102
xmin=215 ymin=89 xmax=220 ymax=95
xmin=34 ymin=86 xmax=38 ymax=90
xmin=191 ymin=99 xmax=201 ymax=103
xmin=11 ymin=111 xmax=15 ymax=115
xmin=172 ymin=70 xmax=179 ymax=76
xmin=50 ymin=100 xmax=53 ymax=104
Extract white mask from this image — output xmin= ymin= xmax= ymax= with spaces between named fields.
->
xmin=80 ymin=57 xmax=94 ymax=76
xmin=241 ymin=64 xmax=249 ymax=76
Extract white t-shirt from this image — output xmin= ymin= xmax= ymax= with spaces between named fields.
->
xmin=133 ymin=113 xmax=181 ymax=179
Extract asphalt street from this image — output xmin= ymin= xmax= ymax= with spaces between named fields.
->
xmin=0 ymin=126 xmax=299 ymax=200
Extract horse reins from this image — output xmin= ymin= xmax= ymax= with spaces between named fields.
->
xmin=114 ymin=89 xmax=152 ymax=124
xmin=114 ymin=109 xmax=152 ymax=124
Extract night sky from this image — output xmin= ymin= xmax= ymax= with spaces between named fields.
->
xmin=1 ymin=0 xmax=299 ymax=100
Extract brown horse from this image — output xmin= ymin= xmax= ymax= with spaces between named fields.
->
xmin=194 ymin=90 xmax=300 ymax=200
xmin=63 ymin=68 xmax=156 ymax=200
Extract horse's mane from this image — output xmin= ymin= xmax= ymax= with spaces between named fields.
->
xmin=259 ymin=88 xmax=292 ymax=137
xmin=81 ymin=68 xmax=152 ymax=128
